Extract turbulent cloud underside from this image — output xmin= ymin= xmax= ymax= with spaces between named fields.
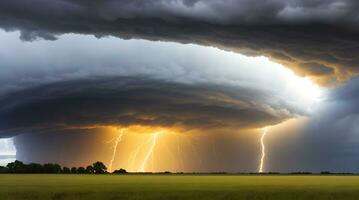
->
xmin=1 ymin=0 xmax=359 ymax=85
xmin=0 ymin=77 xmax=298 ymax=138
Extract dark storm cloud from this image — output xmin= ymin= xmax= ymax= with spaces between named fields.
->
xmin=2 ymin=0 xmax=359 ymax=25
xmin=0 ymin=77 xmax=297 ymax=138
xmin=1 ymin=0 xmax=359 ymax=85
xmin=267 ymin=77 xmax=359 ymax=172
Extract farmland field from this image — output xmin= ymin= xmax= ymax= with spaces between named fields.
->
xmin=1 ymin=174 xmax=359 ymax=200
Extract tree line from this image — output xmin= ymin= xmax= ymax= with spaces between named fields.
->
xmin=0 ymin=161 xmax=351 ymax=175
xmin=0 ymin=160 xmax=128 ymax=174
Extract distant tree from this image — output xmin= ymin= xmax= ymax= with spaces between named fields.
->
xmin=3 ymin=160 xmax=110 ymax=174
xmin=43 ymin=163 xmax=61 ymax=173
xmin=320 ymin=171 xmax=331 ymax=175
xmin=62 ymin=167 xmax=71 ymax=173
xmin=86 ymin=165 xmax=94 ymax=174
xmin=77 ymin=167 xmax=86 ymax=174
xmin=291 ymin=172 xmax=312 ymax=175
xmin=27 ymin=163 xmax=44 ymax=173
xmin=92 ymin=162 xmax=107 ymax=174
xmin=7 ymin=160 xmax=26 ymax=173
xmin=268 ymin=172 xmax=280 ymax=175
xmin=0 ymin=166 xmax=8 ymax=173
xmin=113 ymin=168 xmax=127 ymax=174
xmin=70 ymin=167 xmax=78 ymax=174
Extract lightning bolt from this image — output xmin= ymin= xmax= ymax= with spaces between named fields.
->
xmin=108 ymin=129 xmax=125 ymax=172
xmin=259 ymin=127 xmax=270 ymax=173
xmin=128 ymin=139 xmax=147 ymax=171
xmin=139 ymin=133 xmax=160 ymax=172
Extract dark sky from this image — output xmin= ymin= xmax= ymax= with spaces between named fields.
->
xmin=0 ymin=1 xmax=359 ymax=172
xmin=1 ymin=0 xmax=359 ymax=85
xmin=267 ymin=77 xmax=359 ymax=172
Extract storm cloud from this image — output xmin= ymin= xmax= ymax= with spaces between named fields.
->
xmin=2 ymin=1 xmax=358 ymax=172
xmin=0 ymin=0 xmax=359 ymax=86
xmin=0 ymin=77 xmax=298 ymax=138
xmin=2 ymin=75 xmax=301 ymax=170
xmin=1 ymin=0 xmax=359 ymax=25
xmin=266 ymin=77 xmax=359 ymax=173
xmin=1 ymin=0 xmax=359 ymax=85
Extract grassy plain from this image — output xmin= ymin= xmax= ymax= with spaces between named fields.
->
xmin=1 ymin=174 xmax=359 ymax=200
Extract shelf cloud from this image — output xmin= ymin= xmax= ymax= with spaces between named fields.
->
xmin=1 ymin=1 xmax=359 ymax=85
xmin=0 ymin=77 xmax=299 ymax=138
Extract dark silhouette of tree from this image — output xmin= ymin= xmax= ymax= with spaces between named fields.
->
xmin=320 ymin=171 xmax=331 ymax=175
xmin=1 ymin=160 xmax=109 ymax=174
xmin=113 ymin=168 xmax=127 ymax=174
xmin=92 ymin=162 xmax=107 ymax=174
xmin=77 ymin=167 xmax=86 ymax=174
xmin=62 ymin=167 xmax=71 ymax=173
xmin=86 ymin=165 xmax=94 ymax=174
xmin=0 ymin=166 xmax=8 ymax=173
xmin=43 ymin=163 xmax=61 ymax=173
xmin=71 ymin=167 xmax=77 ymax=174
xmin=291 ymin=172 xmax=312 ymax=175
xmin=27 ymin=163 xmax=44 ymax=173
xmin=7 ymin=160 xmax=26 ymax=173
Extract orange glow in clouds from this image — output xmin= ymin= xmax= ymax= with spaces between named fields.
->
xmin=106 ymin=126 xmax=178 ymax=172
xmin=103 ymin=118 xmax=314 ymax=173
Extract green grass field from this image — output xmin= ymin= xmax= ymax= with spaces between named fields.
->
xmin=1 ymin=175 xmax=359 ymax=200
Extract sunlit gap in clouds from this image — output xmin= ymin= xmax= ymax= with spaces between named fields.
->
xmin=222 ymin=52 xmax=325 ymax=173
xmin=0 ymin=138 xmax=16 ymax=166
xmin=255 ymin=65 xmax=325 ymax=172
xmin=249 ymin=55 xmax=325 ymax=113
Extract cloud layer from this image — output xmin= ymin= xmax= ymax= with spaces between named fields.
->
xmin=0 ymin=77 xmax=298 ymax=138
xmin=267 ymin=77 xmax=359 ymax=172
xmin=2 ymin=1 xmax=358 ymax=171
xmin=2 ymin=0 xmax=359 ymax=26
xmin=0 ymin=30 xmax=320 ymax=138
xmin=1 ymin=1 xmax=359 ymax=85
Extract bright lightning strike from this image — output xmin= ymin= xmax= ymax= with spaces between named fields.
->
xmin=128 ymin=139 xmax=147 ymax=171
xmin=139 ymin=133 xmax=161 ymax=172
xmin=259 ymin=127 xmax=270 ymax=173
xmin=108 ymin=129 xmax=125 ymax=172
